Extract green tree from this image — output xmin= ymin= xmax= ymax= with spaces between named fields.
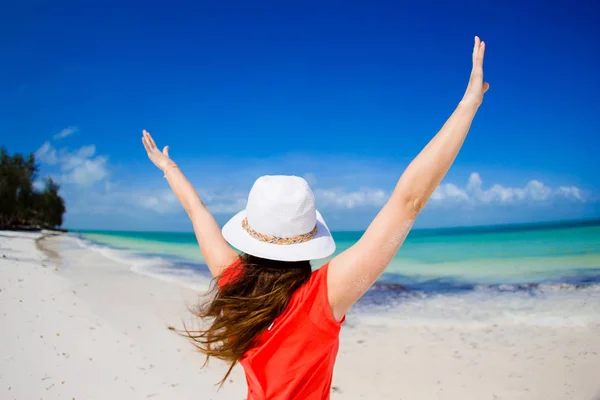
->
xmin=38 ymin=178 xmax=66 ymax=228
xmin=0 ymin=147 xmax=65 ymax=229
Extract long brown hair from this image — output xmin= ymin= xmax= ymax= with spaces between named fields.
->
xmin=181 ymin=253 xmax=312 ymax=385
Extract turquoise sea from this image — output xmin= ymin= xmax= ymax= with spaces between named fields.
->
xmin=75 ymin=219 xmax=600 ymax=297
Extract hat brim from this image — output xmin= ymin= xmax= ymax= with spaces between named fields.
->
xmin=222 ymin=210 xmax=336 ymax=262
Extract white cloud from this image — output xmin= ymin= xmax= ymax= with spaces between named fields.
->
xmin=430 ymin=183 xmax=470 ymax=202
xmin=36 ymin=142 xmax=109 ymax=187
xmin=35 ymin=141 xmax=58 ymax=165
xmin=199 ymin=189 xmax=247 ymax=214
xmin=315 ymin=187 xmax=388 ymax=209
xmin=207 ymin=200 xmax=247 ymax=214
xmin=136 ymin=190 xmax=180 ymax=213
xmin=430 ymin=173 xmax=585 ymax=206
xmin=305 ymin=173 xmax=586 ymax=211
xmin=146 ymin=172 xmax=583 ymax=215
xmin=135 ymin=188 xmax=247 ymax=215
xmin=60 ymin=155 xmax=109 ymax=186
xmin=558 ymin=186 xmax=583 ymax=201
xmin=53 ymin=126 xmax=77 ymax=140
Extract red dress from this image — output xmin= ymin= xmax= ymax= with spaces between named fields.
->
xmin=219 ymin=260 xmax=344 ymax=399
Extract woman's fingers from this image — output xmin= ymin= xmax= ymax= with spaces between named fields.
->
xmin=142 ymin=136 xmax=152 ymax=154
xmin=142 ymin=131 xmax=151 ymax=150
xmin=144 ymin=130 xmax=157 ymax=149
xmin=142 ymin=130 xmax=152 ymax=149
xmin=463 ymin=37 xmax=488 ymax=105
xmin=162 ymin=146 xmax=169 ymax=157
xmin=469 ymin=39 xmax=485 ymax=85
xmin=472 ymin=36 xmax=480 ymax=67
xmin=477 ymin=41 xmax=485 ymax=69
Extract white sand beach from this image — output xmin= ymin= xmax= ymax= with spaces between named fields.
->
xmin=1 ymin=231 xmax=599 ymax=400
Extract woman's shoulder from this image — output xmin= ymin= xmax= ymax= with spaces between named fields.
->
xmin=291 ymin=263 xmax=329 ymax=308
xmin=297 ymin=262 xmax=344 ymax=331
xmin=300 ymin=263 xmax=330 ymax=294
xmin=217 ymin=257 xmax=244 ymax=288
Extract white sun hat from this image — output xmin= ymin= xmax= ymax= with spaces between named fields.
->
xmin=222 ymin=175 xmax=336 ymax=262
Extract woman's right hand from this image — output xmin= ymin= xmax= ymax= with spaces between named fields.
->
xmin=141 ymin=130 xmax=176 ymax=171
xmin=461 ymin=36 xmax=490 ymax=108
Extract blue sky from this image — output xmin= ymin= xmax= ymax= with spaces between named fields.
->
xmin=1 ymin=0 xmax=598 ymax=231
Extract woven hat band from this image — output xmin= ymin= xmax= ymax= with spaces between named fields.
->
xmin=242 ymin=217 xmax=318 ymax=245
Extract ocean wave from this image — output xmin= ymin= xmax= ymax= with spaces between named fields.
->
xmin=475 ymin=281 xmax=600 ymax=294
xmin=371 ymin=270 xmax=600 ymax=296
xmin=355 ymin=284 xmax=600 ymax=327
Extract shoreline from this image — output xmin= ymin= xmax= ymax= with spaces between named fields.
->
xmin=35 ymin=234 xmax=62 ymax=265
xmin=1 ymin=231 xmax=599 ymax=399
xmin=0 ymin=225 xmax=68 ymax=233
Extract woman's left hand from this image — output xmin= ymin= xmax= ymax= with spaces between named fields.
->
xmin=461 ymin=36 xmax=490 ymax=108
xmin=141 ymin=130 xmax=175 ymax=171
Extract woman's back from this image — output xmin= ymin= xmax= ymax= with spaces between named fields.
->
xmin=222 ymin=262 xmax=344 ymax=400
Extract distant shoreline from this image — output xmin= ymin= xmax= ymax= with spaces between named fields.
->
xmin=0 ymin=225 xmax=68 ymax=233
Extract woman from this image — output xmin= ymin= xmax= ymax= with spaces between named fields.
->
xmin=142 ymin=37 xmax=489 ymax=399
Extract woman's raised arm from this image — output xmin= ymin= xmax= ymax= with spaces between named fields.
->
xmin=327 ymin=37 xmax=490 ymax=320
xmin=142 ymin=130 xmax=239 ymax=277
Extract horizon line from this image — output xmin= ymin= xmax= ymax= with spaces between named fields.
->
xmin=71 ymin=217 xmax=600 ymax=236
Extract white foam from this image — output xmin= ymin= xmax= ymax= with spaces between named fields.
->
xmin=356 ymin=285 xmax=600 ymax=328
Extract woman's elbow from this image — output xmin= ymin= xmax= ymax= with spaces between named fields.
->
xmin=411 ymin=196 xmax=428 ymax=214
xmin=395 ymin=193 xmax=427 ymax=216
xmin=393 ymin=179 xmax=428 ymax=215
